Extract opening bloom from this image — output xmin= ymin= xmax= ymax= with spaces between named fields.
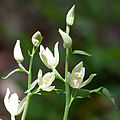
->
xmin=66 ymin=5 xmax=75 ymax=26
xmin=32 ymin=31 xmax=42 ymax=46
xmin=68 ymin=61 xmax=96 ymax=89
xmin=4 ymin=88 xmax=26 ymax=119
xmin=39 ymin=42 xmax=59 ymax=69
xmin=58 ymin=29 xmax=72 ymax=48
xmin=13 ymin=40 xmax=24 ymax=63
xmin=37 ymin=69 xmax=55 ymax=91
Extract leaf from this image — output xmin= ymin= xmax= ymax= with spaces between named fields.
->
xmin=71 ymin=50 xmax=92 ymax=56
xmin=2 ymin=69 xmax=22 ymax=79
xmin=76 ymin=89 xmax=90 ymax=99
xmin=32 ymin=88 xmax=64 ymax=96
xmin=25 ymin=79 xmax=38 ymax=93
xmin=76 ymin=87 xmax=117 ymax=109
xmin=90 ymin=87 xmax=118 ymax=110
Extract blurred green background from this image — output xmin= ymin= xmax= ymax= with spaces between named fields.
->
xmin=0 ymin=0 xmax=120 ymax=120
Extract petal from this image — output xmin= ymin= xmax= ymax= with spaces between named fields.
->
xmin=4 ymin=88 xmax=11 ymax=114
xmin=54 ymin=42 xmax=59 ymax=68
xmin=38 ymin=69 xmax=42 ymax=81
xmin=72 ymin=61 xmax=83 ymax=75
xmin=45 ymin=47 xmax=56 ymax=67
xmin=68 ymin=72 xmax=74 ymax=88
xmin=40 ymin=45 xmax=44 ymax=52
xmin=80 ymin=67 xmax=85 ymax=79
xmin=17 ymin=96 xmax=26 ymax=115
xmin=39 ymin=50 xmax=52 ymax=69
xmin=9 ymin=93 xmax=19 ymax=115
xmin=79 ymin=74 xmax=96 ymax=88
xmin=46 ymin=47 xmax=54 ymax=59
xmin=42 ymin=86 xmax=55 ymax=91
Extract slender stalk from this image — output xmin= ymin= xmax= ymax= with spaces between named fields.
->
xmin=63 ymin=48 xmax=70 ymax=120
xmin=66 ymin=25 xmax=70 ymax=34
xmin=21 ymin=48 xmax=35 ymax=120
xmin=63 ymin=25 xmax=71 ymax=120
xmin=11 ymin=116 xmax=15 ymax=120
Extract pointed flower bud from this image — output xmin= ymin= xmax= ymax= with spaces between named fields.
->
xmin=13 ymin=40 xmax=24 ymax=63
xmin=58 ymin=28 xmax=72 ymax=48
xmin=4 ymin=88 xmax=26 ymax=118
xmin=32 ymin=31 xmax=43 ymax=46
xmin=66 ymin=5 xmax=75 ymax=26
xmin=68 ymin=61 xmax=96 ymax=89
xmin=37 ymin=69 xmax=55 ymax=91
xmin=39 ymin=42 xmax=59 ymax=69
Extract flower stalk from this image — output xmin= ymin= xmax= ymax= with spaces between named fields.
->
xmin=21 ymin=47 xmax=35 ymax=120
xmin=11 ymin=116 xmax=15 ymax=120
xmin=63 ymin=25 xmax=71 ymax=120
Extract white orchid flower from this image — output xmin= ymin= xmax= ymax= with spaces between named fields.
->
xmin=38 ymin=69 xmax=55 ymax=91
xmin=68 ymin=61 xmax=96 ymax=89
xmin=4 ymin=88 xmax=26 ymax=120
xmin=39 ymin=42 xmax=59 ymax=69
xmin=66 ymin=5 xmax=75 ymax=26
xmin=58 ymin=29 xmax=72 ymax=48
xmin=32 ymin=31 xmax=42 ymax=46
xmin=13 ymin=40 xmax=24 ymax=63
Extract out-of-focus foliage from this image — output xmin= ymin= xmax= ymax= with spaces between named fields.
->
xmin=0 ymin=0 xmax=120 ymax=120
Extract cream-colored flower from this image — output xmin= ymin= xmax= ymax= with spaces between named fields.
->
xmin=4 ymin=88 xmax=26 ymax=119
xmin=13 ymin=40 xmax=24 ymax=63
xmin=32 ymin=31 xmax=42 ymax=46
xmin=66 ymin=5 xmax=75 ymax=26
xmin=58 ymin=29 xmax=72 ymax=48
xmin=39 ymin=42 xmax=59 ymax=69
xmin=38 ymin=69 xmax=55 ymax=91
xmin=68 ymin=61 xmax=96 ymax=89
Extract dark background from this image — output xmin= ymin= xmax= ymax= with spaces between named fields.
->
xmin=0 ymin=0 xmax=120 ymax=120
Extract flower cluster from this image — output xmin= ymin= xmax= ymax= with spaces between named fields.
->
xmin=3 ymin=5 xmax=99 ymax=120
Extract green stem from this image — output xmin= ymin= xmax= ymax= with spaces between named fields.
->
xmin=69 ymin=89 xmax=77 ymax=107
xmin=66 ymin=25 xmax=70 ymax=34
xmin=21 ymin=47 xmax=35 ymax=120
xmin=63 ymin=48 xmax=70 ymax=120
xmin=63 ymin=25 xmax=71 ymax=120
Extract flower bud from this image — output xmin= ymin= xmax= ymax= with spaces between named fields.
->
xmin=58 ymin=28 xmax=72 ymax=48
xmin=66 ymin=5 xmax=75 ymax=26
xmin=13 ymin=40 xmax=24 ymax=63
xmin=32 ymin=31 xmax=42 ymax=46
